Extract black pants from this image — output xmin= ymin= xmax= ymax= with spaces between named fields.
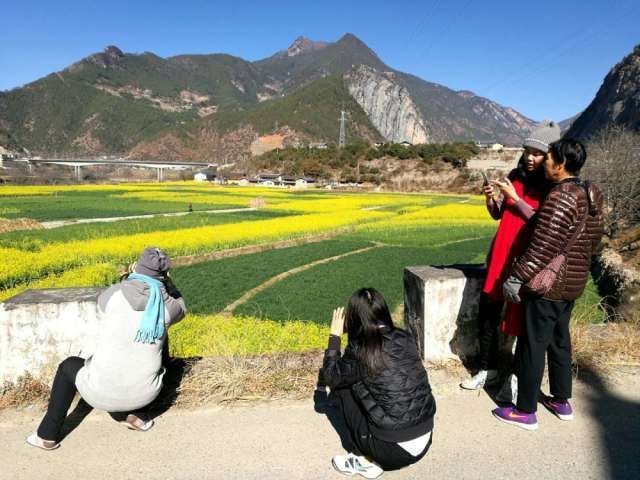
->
xmin=37 ymin=356 xmax=149 ymax=441
xmin=37 ymin=356 xmax=85 ymax=442
xmin=331 ymin=388 xmax=431 ymax=471
xmin=516 ymin=298 xmax=574 ymax=413
xmin=478 ymin=294 xmax=504 ymax=371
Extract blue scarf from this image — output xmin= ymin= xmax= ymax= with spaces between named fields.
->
xmin=128 ymin=272 xmax=165 ymax=344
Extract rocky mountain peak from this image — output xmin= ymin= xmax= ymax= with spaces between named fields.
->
xmin=104 ymin=45 xmax=125 ymax=59
xmin=286 ymin=36 xmax=329 ymax=57
xmin=567 ymin=44 xmax=640 ymax=138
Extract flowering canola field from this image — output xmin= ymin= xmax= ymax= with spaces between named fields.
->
xmin=1 ymin=182 xmax=504 ymax=355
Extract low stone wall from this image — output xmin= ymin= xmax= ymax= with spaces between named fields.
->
xmin=0 ymin=288 xmax=104 ymax=384
xmin=404 ymin=264 xmax=486 ymax=362
xmin=1 ymin=265 xmax=488 ymax=383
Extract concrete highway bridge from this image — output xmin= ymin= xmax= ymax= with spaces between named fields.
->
xmin=12 ymin=158 xmax=224 ymax=181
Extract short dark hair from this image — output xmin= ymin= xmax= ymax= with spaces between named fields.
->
xmin=549 ymin=138 xmax=587 ymax=174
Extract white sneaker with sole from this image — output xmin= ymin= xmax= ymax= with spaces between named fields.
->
xmin=460 ymin=369 xmax=498 ymax=390
xmin=26 ymin=433 xmax=60 ymax=451
xmin=332 ymin=453 xmax=383 ymax=479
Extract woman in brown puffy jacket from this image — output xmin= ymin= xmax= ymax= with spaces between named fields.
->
xmin=493 ymin=139 xmax=604 ymax=431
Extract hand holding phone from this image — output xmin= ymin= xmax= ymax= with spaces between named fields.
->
xmin=480 ymin=172 xmax=495 ymax=199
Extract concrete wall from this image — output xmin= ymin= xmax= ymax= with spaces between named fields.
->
xmin=2 ymin=264 xmax=487 ymax=383
xmin=404 ymin=264 xmax=486 ymax=362
xmin=0 ymin=288 xmax=104 ymax=384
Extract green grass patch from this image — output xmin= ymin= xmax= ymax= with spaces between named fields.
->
xmin=170 ymin=239 xmax=371 ymax=315
xmin=0 ymin=210 xmax=288 ymax=251
xmin=234 ymin=238 xmax=493 ymax=324
xmin=0 ymin=189 xmax=250 ymax=221
xmin=572 ymin=278 xmax=607 ymax=324
xmin=345 ymin=224 xmax=496 ymax=248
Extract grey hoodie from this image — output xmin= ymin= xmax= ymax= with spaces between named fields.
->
xmin=75 ymin=279 xmax=186 ymax=412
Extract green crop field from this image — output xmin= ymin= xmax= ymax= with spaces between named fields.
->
xmin=0 ymin=182 xmax=606 ymax=357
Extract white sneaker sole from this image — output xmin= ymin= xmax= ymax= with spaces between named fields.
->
xmin=543 ymin=402 xmax=574 ymax=421
xmin=331 ymin=458 xmax=383 ymax=479
xmin=460 ymin=382 xmax=484 ymax=390
xmin=26 ymin=433 xmax=60 ymax=450
xmin=492 ymin=412 xmax=538 ymax=431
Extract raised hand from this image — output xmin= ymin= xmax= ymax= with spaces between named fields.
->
xmin=330 ymin=307 xmax=346 ymax=337
xmin=491 ymin=178 xmax=519 ymax=202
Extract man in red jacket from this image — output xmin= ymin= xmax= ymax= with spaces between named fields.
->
xmin=492 ymin=139 xmax=604 ymax=431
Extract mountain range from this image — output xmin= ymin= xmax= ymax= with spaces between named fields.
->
xmin=2 ymin=35 xmax=637 ymax=161
xmin=0 ymin=34 xmax=542 ymax=160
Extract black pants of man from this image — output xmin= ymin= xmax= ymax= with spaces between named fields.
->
xmin=330 ymin=388 xmax=431 ymax=471
xmin=37 ymin=356 xmax=85 ymax=441
xmin=516 ymin=298 xmax=574 ymax=413
xmin=478 ymin=294 xmax=504 ymax=371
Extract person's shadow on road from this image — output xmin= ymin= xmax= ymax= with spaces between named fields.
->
xmin=579 ymin=366 xmax=640 ymax=480
xmin=313 ymin=386 xmax=358 ymax=454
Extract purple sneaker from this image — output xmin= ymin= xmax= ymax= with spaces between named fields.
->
xmin=542 ymin=397 xmax=574 ymax=421
xmin=492 ymin=406 xmax=538 ymax=431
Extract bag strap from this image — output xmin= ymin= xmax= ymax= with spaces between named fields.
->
xmin=562 ymin=182 xmax=589 ymax=255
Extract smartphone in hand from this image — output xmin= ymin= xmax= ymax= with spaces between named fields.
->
xmin=480 ymin=171 xmax=489 ymax=186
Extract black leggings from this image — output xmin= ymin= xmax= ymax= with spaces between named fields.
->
xmin=37 ymin=356 xmax=150 ymax=442
xmin=331 ymin=388 xmax=431 ymax=471
xmin=37 ymin=356 xmax=84 ymax=441
xmin=477 ymin=294 xmax=504 ymax=371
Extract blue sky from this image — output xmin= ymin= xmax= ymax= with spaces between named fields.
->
xmin=1 ymin=0 xmax=638 ymax=121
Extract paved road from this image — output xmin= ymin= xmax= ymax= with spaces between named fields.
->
xmin=1 ymin=369 xmax=639 ymax=480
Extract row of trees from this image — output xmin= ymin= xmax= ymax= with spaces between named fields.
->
xmin=584 ymin=126 xmax=639 ymax=239
xmin=251 ymin=141 xmax=479 ymax=179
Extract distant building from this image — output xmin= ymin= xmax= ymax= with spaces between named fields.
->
xmin=194 ymin=171 xmax=216 ymax=182
xmin=193 ymin=168 xmax=217 ymax=182
xmin=309 ymin=142 xmax=329 ymax=149
xmin=224 ymin=172 xmax=248 ymax=185
xmin=399 ymin=141 xmax=412 ymax=147
xmin=490 ymin=143 xmax=504 ymax=152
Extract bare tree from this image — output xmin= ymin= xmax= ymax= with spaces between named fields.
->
xmin=583 ymin=126 xmax=640 ymax=238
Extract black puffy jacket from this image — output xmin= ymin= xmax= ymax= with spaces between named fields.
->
xmin=321 ymin=328 xmax=436 ymax=442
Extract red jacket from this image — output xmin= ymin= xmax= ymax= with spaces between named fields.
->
xmin=482 ymin=171 xmax=546 ymax=335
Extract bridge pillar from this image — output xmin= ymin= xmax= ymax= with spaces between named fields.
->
xmin=75 ymin=165 xmax=82 ymax=182
xmin=157 ymin=167 xmax=164 ymax=182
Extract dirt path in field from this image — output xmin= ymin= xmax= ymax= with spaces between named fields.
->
xmin=40 ymin=207 xmax=258 ymax=229
xmin=3 ymin=367 xmax=639 ymax=479
xmin=432 ymin=235 xmax=494 ymax=248
xmin=172 ymin=227 xmax=359 ymax=268
xmin=221 ymin=243 xmax=383 ymax=314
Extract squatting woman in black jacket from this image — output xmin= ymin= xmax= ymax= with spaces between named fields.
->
xmin=320 ymin=288 xmax=436 ymax=479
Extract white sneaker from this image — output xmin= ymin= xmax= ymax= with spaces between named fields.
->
xmin=495 ymin=374 xmax=518 ymax=404
xmin=332 ymin=453 xmax=383 ymax=479
xmin=460 ymin=369 xmax=498 ymax=390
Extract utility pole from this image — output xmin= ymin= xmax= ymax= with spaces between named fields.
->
xmin=339 ymin=110 xmax=346 ymax=148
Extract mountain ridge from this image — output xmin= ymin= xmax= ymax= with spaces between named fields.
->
xmin=567 ymin=44 xmax=640 ymax=139
xmin=1 ymin=33 xmax=538 ymax=158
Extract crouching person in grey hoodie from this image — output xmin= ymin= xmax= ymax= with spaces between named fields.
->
xmin=27 ymin=247 xmax=186 ymax=450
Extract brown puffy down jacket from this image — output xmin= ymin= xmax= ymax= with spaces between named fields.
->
xmin=512 ymin=178 xmax=604 ymax=301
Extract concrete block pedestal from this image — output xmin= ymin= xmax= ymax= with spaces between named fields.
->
xmin=0 ymin=288 xmax=104 ymax=384
xmin=404 ymin=264 xmax=486 ymax=362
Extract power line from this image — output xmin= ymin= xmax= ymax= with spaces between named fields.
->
xmin=479 ymin=3 xmax=639 ymax=95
